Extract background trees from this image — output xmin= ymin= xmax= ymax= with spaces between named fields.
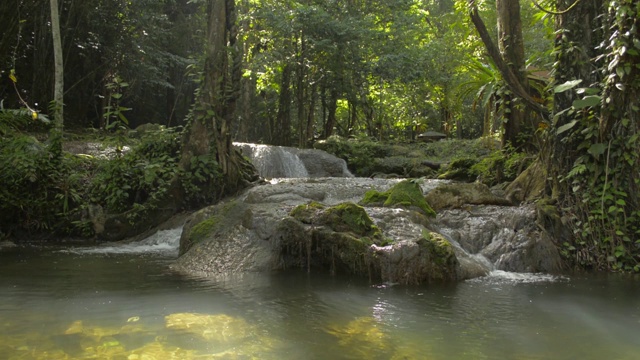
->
xmin=1 ymin=0 xmax=202 ymax=129
xmin=1 ymin=0 xmax=556 ymax=145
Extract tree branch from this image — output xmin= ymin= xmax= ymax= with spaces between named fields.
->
xmin=468 ymin=3 xmax=549 ymax=118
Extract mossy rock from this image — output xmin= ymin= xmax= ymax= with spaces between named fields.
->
xmin=438 ymin=157 xmax=479 ymax=182
xmin=290 ymin=201 xmax=326 ymax=224
xmin=360 ymin=180 xmax=436 ymax=217
xmin=318 ymin=202 xmax=380 ymax=237
xmin=416 ymin=231 xmax=458 ymax=281
xmin=180 ymin=199 xmax=245 ymax=255
xmin=424 ymin=182 xmax=512 ymax=211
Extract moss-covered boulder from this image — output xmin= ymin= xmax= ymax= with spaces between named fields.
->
xmin=372 ymin=231 xmax=459 ymax=284
xmin=284 ymin=202 xmax=384 ymax=277
xmin=360 ymin=180 xmax=436 ymax=217
xmin=437 ymin=157 xmax=479 ymax=182
xmin=424 ymin=182 xmax=512 ymax=211
xmin=179 ymin=199 xmax=247 ymax=255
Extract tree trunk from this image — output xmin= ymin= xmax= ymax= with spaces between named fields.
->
xmin=548 ymin=0 xmax=604 ymax=198
xmin=468 ymin=3 xmax=547 ymax=118
xmin=274 ymin=63 xmax=292 ymax=146
xmin=324 ymin=88 xmax=338 ymax=138
xmin=496 ymin=0 xmax=527 ymax=148
xmin=180 ymin=0 xmax=255 ymax=196
xmin=306 ymin=81 xmax=317 ymax=146
xmin=50 ymin=0 xmax=64 ymax=130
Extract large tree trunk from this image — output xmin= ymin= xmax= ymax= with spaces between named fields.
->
xmin=545 ymin=0 xmax=640 ymax=270
xmin=296 ymin=32 xmax=306 ymax=148
xmin=496 ymin=0 xmax=527 ymax=148
xmin=180 ymin=0 xmax=255 ymax=196
xmin=547 ymin=0 xmax=604 ymax=199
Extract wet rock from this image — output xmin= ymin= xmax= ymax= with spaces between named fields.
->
xmin=424 ymin=182 xmax=512 ymax=211
xmin=173 ymin=178 xmax=562 ymax=282
xmin=433 ymin=205 xmax=563 ymax=273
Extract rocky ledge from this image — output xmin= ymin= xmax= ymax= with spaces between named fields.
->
xmin=171 ymin=178 xmax=562 ymax=284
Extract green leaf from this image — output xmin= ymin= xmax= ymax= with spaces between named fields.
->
xmin=556 ymin=120 xmax=578 ymax=135
xmin=588 ymin=143 xmax=607 ymax=157
xmin=554 ymin=79 xmax=582 ymax=93
xmin=573 ymin=95 xmax=601 ymax=109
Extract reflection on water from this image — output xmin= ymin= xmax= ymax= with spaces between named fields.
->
xmin=1 ymin=238 xmax=639 ymax=359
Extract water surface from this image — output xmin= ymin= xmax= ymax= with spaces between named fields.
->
xmin=1 ymin=230 xmax=639 ymax=359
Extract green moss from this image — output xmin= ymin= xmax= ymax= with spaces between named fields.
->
xmin=361 ymin=189 xmax=389 ymax=205
xmin=360 ymin=180 xmax=436 ymax=217
xmin=189 ymin=216 xmax=222 ymax=245
xmin=320 ymin=202 xmax=379 ymax=237
xmin=417 ymin=230 xmax=457 ymax=278
xmin=419 ymin=231 xmax=453 ymax=259
xmin=186 ymin=200 xmax=240 ymax=248
xmin=290 ymin=201 xmax=326 ymax=224
xmin=383 ymin=180 xmax=436 ymax=217
xmin=438 ymin=157 xmax=479 ymax=182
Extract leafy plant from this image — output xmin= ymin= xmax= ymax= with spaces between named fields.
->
xmin=103 ymin=76 xmax=131 ymax=131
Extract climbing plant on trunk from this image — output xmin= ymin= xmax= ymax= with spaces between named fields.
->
xmin=180 ymin=0 xmax=256 ymax=200
xmin=547 ymin=0 xmax=640 ymax=271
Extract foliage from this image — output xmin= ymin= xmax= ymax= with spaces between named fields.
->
xmin=314 ymin=136 xmax=390 ymax=176
xmin=549 ymin=0 xmax=640 ymax=272
xmin=0 ymin=0 xmax=201 ymax=128
xmin=0 ymin=120 xmax=225 ymax=238
xmin=0 ymin=133 xmax=85 ymax=235
xmin=471 ymin=146 xmax=532 ymax=186
xmin=88 ymin=129 xmax=180 ymax=216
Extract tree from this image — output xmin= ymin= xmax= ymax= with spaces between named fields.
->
xmin=496 ymin=0 xmax=527 ymax=148
xmin=180 ymin=0 xmax=255 ymax=194
xmin=467 ymin=0 xmax=548 ymax=142
xmin=49 ymin=0 xmax=63 ymax=131
xmin=539 ymin=0 xmax=639 ymax=271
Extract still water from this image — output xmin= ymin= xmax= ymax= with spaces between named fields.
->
xmin=1 ymin=229 xmax=639 ymax=359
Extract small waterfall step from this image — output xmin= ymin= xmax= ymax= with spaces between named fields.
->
xmin=235 ymin=142 xmax=352 ymax=178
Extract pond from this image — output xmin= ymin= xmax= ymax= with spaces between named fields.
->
xmin=1 ymin=229 xmax=639 ymax=359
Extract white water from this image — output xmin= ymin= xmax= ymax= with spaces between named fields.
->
xmin=236 ymin=143 xmax=309 ymax=178
xmin=471 ymin=270 xmax=568 ymax=284
xmin=64 ymin=227 xmax=182 ymax=256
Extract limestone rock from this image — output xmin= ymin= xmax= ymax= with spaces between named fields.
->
xmin=424 ymin=182 xmax=512 ymax=211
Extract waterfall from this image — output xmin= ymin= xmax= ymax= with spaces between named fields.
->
xmin=235 ymin=143 xmax=353 ymax=178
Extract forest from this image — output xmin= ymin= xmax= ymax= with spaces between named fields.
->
xmin=0 ymin=0 xmax=638 ymax=272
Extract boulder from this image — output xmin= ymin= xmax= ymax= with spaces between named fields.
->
xmin=424 ymin=182 xmax=512 ymax=211
xmin=171 ymin=177 xmax=563 ymax=282
xmin=172 ymin=178 xmax=471 ymax=284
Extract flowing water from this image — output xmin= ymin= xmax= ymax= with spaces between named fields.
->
xmin=1 ymin=230 xmax=639 ymax=359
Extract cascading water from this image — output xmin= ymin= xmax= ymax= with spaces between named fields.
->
xmin=235 ymin=142 xmax=352 ymax=178
xmin=65 ymin=227 xmax=183 ymax=256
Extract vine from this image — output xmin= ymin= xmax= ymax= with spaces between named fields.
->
xmin=555 ymin=0 xmax=640 ymax=272
xmin=531 ymin=0 xmax=583 ymax=16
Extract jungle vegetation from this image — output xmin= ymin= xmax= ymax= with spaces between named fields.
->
xmin=0 ymin=0 xmax=638 ymax=272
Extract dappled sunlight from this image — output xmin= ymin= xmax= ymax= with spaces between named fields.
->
xmin=0 ymin=312 xmax=283 ymax=360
